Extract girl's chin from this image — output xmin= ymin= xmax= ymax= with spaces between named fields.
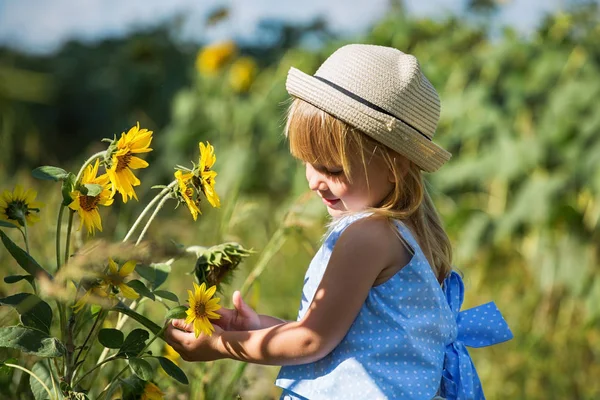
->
xmin=326 ymin=206 xmax=346 ymax=217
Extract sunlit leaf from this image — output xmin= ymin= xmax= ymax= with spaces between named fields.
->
xmin=0 ymin=293 xmax=52 ymax=334
xmin=0 ymin=326 xmax=65 ymax=357
xmin=31 ymin=166 xmax=69 ymax=181
xmin=128 ymin=357 xmax=153 ymax=381
xmin=165 ymin=306 xmax=187 ymax=320
xmin=0 ymin=231 xmax=52 ymax=281
xmin=157 ymin=356 xmax=188 ymax=384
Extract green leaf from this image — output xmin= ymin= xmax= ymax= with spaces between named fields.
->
xmin=118 ymin=329 xmax=149 ymax=357
xmin=154 ymin=290 xmax=179 ymax=303
xmin=98 ymin=328 xmax=124 ymax=349
xmin=135 ymin=263 xmax=171 ymax=290
xmin=119 ymin=375 xmax=145 ymax=399
xmin=31 ymin=166 xmax=69 ymax=182
xmin=0 ymin=220 xmax=19 ymax=228
xmin=0 ymin=357 xmax=18 ymax=376
xmin=61 ymin=173 xmax=76 ymax=206
xmin=0 ymin=230 xmax=52 ymax=281
xmin=81 ymin=183 xmax=103 ymax=197
xmin=91 ymin=304 xmax=102 ymax=316
xmin=128 ymin=357 xmax=153 ymax=381
xmin=157 ymin=356 xmax=188 ymax=384
xmin=0 ymin=326 xmax=65 ymax=357
xmin=31 ymin=360 xmax=62 ymax=400
xmin=4 ymin=275 xmax=36 ymax=292
xmin=0 ymin=293 xmax=53 ymax=334
xmin=165 ymin=306 xmax=187 ymax=320
xmin=110 ymin=302 xmax=163 ymax=337
xmin=126 ymin=280 xmax=155 ymax=301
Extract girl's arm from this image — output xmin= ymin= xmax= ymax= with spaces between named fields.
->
xmin=166 ymin=216 xmax=409 ymax=366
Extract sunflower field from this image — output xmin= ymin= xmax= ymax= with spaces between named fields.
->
xmin=0 ymin=2 xmax=599 ymax=399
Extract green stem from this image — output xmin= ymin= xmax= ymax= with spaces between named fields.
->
xmin=135 ymin=191 xmax=172 ymax=245
xmin=56 ymin=204 xmax=65 ymax=271
xmin=64 ymin=210 xmax=74 ymax=266
xmin=46 ymin=359 xmax=58 ymax=400
xmin=75 ymin=151 xmax=106 ymax=183
xmin=97 ymin=325 xmax=167 ymax=400
xmin=72 ymin=355 xmax=119 ymax=388
xmin=72 ymin=310 xmax=105 ymax=379
xmin=57 ymin=302 xmax=66 ymax=364
xmin=123 ymin=180 xmax=177 ymax=242
xmin=22 ymin=220 xmax=30 ymax=254
xmin=5 ymin=363 xmax=54 ymax=400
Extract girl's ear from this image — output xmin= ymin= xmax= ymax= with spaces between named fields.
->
xmin=389 ymin=155 xmax=410 ymax=183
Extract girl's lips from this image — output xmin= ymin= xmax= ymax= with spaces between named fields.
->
xmin=322 ymin=197 xmax=340 ymax=207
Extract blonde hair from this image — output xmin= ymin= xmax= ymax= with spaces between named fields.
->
xmin=286 ymin=98 xmax=452 ymax=283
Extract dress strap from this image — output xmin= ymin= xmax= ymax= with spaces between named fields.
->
xmin=441 ymin=271 xmax=513 ymax=400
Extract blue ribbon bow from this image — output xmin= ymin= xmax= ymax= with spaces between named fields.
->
xmin=440 ymin=271 xmax=513 ymax=400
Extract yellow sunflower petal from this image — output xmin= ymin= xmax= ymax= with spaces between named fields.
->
xmin=14 ymin=185 xmax=23 ymax=200
xmin=118 ymin=283 xmax=139 ymax=299
xmin=108 ymin=258 xmax=118 ymax=274
xmin=205 ymin=284 xmax=217 ymax=300
xmin=119 ymin=260 xmax=137 ymax=277
xmin=185 ymin=311 xmax=196 ymax=326
xmin=127 ymin=156 xmax=149 ymax=169
xmin=71 ymin=290 xmax=92 ymax=313
xmin=2 ymin=190 xmax=12 ymax=202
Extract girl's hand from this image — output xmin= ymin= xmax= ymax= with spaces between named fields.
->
xmin=164 ymin=319 xmax=223 ymax=362
xmin=213 ymin=290 xmax=261 ymax=331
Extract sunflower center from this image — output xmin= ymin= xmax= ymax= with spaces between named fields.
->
xmin=195 ymin=302 xmax=206 ymax=316
xmin=5 ymin=201 xmax=27 ymax=221
xmin=116 ymin=152 xmax=133 ymax=172
xmin=184 ymin=187 xmax=194 ymax=199
xmin=79 ymin=195 xmax=100 ymax=212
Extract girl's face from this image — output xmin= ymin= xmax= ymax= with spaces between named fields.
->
xmin=305 ymin=155 xmax=394 ymax=218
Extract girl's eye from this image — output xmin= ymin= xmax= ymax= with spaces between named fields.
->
xmin=323 ymin=168 xmax=344 ymax=176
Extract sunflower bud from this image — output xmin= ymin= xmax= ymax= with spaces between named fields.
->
xmin=192 ymin=242 xmax=253 ymax=289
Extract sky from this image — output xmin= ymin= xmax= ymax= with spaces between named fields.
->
xmin=0 ymin=0 xmax=567 ymax=54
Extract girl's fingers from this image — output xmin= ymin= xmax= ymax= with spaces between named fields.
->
xmin=232 ymin=290 xmax=253 ymax=316
xmin=165 ymin=323 xmax=189 ymax=345
xmin=171 ymin=318 xmax=193 ymax=332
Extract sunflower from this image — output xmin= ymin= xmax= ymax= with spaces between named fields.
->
xmin=72 ymin=258 xmax=138 ymax=312
xmin=69 ymin=159 xmax=113 ymax=235
xmin=229 ymin=57 xmax=257 ymax=93
xmin=175 ymin=170 xmax=201 ymax=220
xmin=185 ymin=282 xmax=221 ymax=337
xmin=106 ymin=122 xmax=153 ymax=203
xmin=197 ymin=142 xmax=220 ymax=208
xmin=71 ymin=283 xmax=110 ymax=313
xmin=195 ymin=41 xmax=236 ymax=75
xmin=141 ymin=381 xmax=163 ymax=400
xmin=105 ymin=258 xmax=139 ymax=299
xmin=0 ymin=185 xmax=43 ymax=227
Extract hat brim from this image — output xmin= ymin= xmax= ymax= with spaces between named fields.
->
xmin=286 ymin=67 xmax=451 ymax=172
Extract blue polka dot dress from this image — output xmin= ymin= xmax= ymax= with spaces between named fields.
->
xmin=276 ymin=213 xmax=512 ymax=400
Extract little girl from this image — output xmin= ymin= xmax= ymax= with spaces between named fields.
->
xmin=165 ymin=44 xmax=512 ymax=400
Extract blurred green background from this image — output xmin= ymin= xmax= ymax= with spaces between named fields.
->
xmin=1 ymin=0 xmax=599 ymax=399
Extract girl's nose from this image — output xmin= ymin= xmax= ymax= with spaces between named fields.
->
xmin=306 ymin=164 xmax=328 ymax=191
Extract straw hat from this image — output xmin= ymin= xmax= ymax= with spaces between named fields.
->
xmin=286 ymin=44 xmax=451 ymax=172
